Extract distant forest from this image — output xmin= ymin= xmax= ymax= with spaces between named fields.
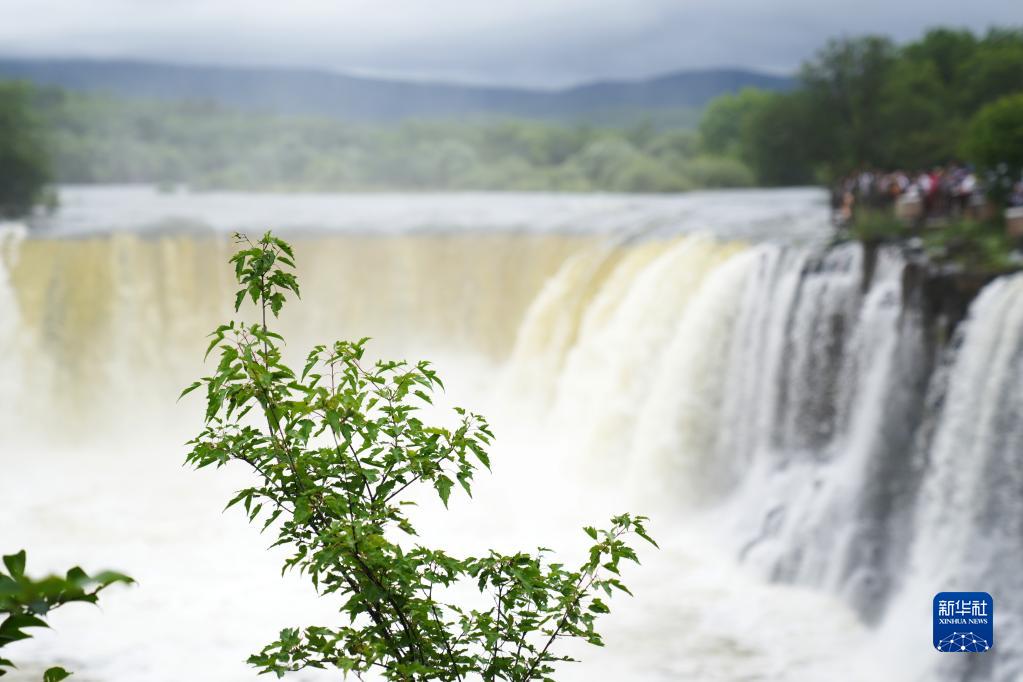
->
xmin=30 ymin=88 xmax=755 ymax=192
xmin=3 ymin=26 xmax=1022 ymax=199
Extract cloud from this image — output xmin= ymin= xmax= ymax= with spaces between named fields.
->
xmin=0 ymin=0 xmax=1019 ymax=86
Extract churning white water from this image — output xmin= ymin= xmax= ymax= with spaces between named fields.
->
xmin=2 ymin=187 xmax=1021 ymax=681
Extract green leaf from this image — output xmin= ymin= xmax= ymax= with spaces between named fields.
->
xmin=635 ymin=529 xmax=659 ymax=548
xmin=92 ymin=571 xmax=135 ymax=588
xmin=2 ymin=551 xmax=25 ymax=580
xmin=435 ymin=475 xmax=453 ymax=507
xmin=178 ymin=381 xmax=202 ymax=401
xmin=44 ymin=667 xmax=72 ymax=682
xmin=0 ymin=613 xmax=49 ymax=644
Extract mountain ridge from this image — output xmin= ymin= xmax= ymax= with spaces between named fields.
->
xmin=0 ymin=57 xmax=794 ymax=124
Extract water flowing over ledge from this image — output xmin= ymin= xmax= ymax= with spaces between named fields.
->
xmin=2 ymin=217 xmax=1021 ymax=681
xmin=506 ymin=235 xmax=1023 ymax=681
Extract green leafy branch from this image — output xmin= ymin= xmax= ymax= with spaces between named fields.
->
xmin=0 ymin=550 xmax=133 ymax=680
xmin=182 ymin=231 xmax=656 ymax=680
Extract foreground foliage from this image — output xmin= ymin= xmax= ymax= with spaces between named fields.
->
xmin=0 ymin=550 xmax=132 ymax=679
xmin=182 ymin=232 xmax=655 ymax=680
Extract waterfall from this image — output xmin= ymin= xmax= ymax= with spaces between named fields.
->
xmin=0 ymin=225 xmax=27 ymax=436
xmin=901 ymin=274 xmax=1023 ymax=682
xmin=915 ymin=274 xmax=1023 ymax=585
xmin=713 ymin=243 xmax=811 ymax=478
xmin=547 ymin=236 xmax=745 ymax=472
xmin=626 ymin=249 xmax=756 ymax=503
xmin=1 ymin=231 xmax=594 ymax=441
xmin=519 ymin=240 xmax=933 ymax=603
xmin=5 ymin=223 xmax=1023 ymax=681
xmin=506 ymin=235 xmax=1022 ymax=680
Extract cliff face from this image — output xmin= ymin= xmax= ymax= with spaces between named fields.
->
xmin=860 ymin=239 xmax=1014 ymax=354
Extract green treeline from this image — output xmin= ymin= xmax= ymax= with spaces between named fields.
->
xmin=703 ymin=27 xmax=1023 ymax=185
xmin=30 ymin=88 xmax=749 ymax=193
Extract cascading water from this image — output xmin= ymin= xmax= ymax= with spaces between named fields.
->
xmin=626 ymin=248 xmax=757 ymax=503
xmin=3 ymin=188 xmax=1022 ymax=681
xmin=0 ymin=226 xmax=27 ymax=436
xmin=720 ymin=245 xmax=932 ymax=617
xmin=548 ymin=236 xmax=745 ymax=474
xmin=507 ymin=234 xmax=1023 ymax=681
xmin=897 ymin=274 xmax=1023 ymax=682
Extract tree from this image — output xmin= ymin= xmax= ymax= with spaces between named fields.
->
xmin=902 ymin=28 xmax=978 ymax=95
xmin=182 ymin=233 xmax=656 ymax=680
xmin=959 ymin=30 xmax=1023 ymax=111
xmin=965 ymin=93 xmax=1023 ymax=206
xmin=799 ymin=36 xmax=897 ymax=173
xmin=0 ymin=83 xmax=52 ymax=218
xmin=698 ymin=88 xmax=773 ymax=159
xmin=874 ymin=60 xmax=958 ymax=169
xmin=741 ymin=92 xmax=818 ymax=186
xmin=0 ymin=550 xmax=132 ymax=679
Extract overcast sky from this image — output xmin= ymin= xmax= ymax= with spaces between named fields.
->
xmin=0 ymin=0 xmax=1019 ymax=87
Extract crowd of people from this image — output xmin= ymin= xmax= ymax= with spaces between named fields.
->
xmin=831 ymin=164 xmax=988 ymax=226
